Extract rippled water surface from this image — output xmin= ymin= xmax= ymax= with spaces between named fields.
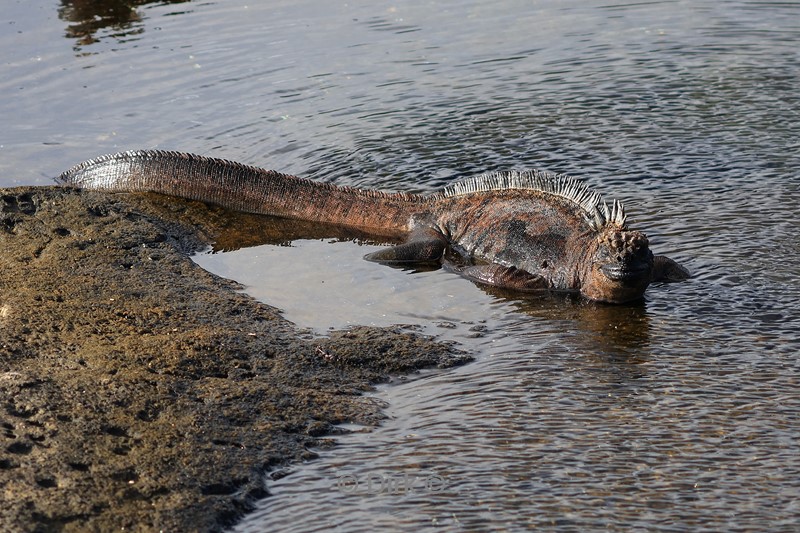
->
xmin=4 ymin=0 xmax=799 ymax=531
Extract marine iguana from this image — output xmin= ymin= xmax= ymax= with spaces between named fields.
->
xmin=58 ymin=150 xmax=689 ymax=303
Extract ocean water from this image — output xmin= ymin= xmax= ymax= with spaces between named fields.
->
xmin=3 ymin=1 xmax=799 ymax=531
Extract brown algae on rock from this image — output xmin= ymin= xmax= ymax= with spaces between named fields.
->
xmin=0 ymin=187 xmax=470 ymax=532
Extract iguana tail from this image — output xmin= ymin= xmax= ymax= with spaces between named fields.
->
xmin=58 ymin=150 xmax=426 ymax=234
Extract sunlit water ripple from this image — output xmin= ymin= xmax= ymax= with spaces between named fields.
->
xmin=3 ymin=0 xmax=799 ymax=531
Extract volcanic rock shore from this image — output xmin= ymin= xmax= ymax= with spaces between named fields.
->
xmin=0 ymin=187 xmax=469 ymax=532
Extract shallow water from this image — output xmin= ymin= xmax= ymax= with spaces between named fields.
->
xmin=4 ymin=0 xmax=800 ymax=531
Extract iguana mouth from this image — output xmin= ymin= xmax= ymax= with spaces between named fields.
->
xmin=601 ymin=263 xmax=649 ymax=282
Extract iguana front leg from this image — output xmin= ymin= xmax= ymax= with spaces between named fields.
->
xmin=652 ymin=255 xmax=690 ymax=282
xmin=364 ymin=227 xmax=448 ymax=263
xmin=450 ymin=263 xmax=550 ymax=292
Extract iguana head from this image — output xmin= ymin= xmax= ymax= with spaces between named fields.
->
xmin=581 ymin=226 xmax=653 ymax=303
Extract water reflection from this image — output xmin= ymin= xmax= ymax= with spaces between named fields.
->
xmin=486 ymin=289 xmax=653 ymax=359
xmin=58 ymin=0 xmax=191 ymax=50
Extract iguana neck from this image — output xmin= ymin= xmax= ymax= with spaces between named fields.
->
xmin=58 ymin=150 xmax=429 ymax=235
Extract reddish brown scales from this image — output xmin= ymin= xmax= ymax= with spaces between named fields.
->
xmin=58 ymin=150 xmax=689 ymax=303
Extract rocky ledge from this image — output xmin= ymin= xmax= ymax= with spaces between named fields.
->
xmin=0 ymin=187 xmax=469 ymax=532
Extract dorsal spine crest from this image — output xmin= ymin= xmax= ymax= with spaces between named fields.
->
xmin=436 ymin=169 xmax=627 ymax=231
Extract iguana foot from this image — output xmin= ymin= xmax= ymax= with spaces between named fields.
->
xmin=364 ymin=228 xmax=448 ymax=263
xmin=449 ymin=263 xmax=549 ymax=292
xmin=652 ymin=255 xmax=690 ymax=282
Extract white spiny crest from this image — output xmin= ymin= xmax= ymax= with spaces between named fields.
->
xmin=612 ymin=199 xmax=627 ymax=227
xmin=439 ymin=169 xmax=628 ymax=231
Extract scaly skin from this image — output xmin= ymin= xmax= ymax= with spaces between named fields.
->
xmin=58 ymin=150 xmax=689 ymax=303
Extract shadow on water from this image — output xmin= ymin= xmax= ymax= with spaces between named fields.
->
xmin=58 ymin=0 xmax=192 ymax=50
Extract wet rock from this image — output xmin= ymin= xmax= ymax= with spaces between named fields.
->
xmin=0 ymin=187 xmax=471 ymax=532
